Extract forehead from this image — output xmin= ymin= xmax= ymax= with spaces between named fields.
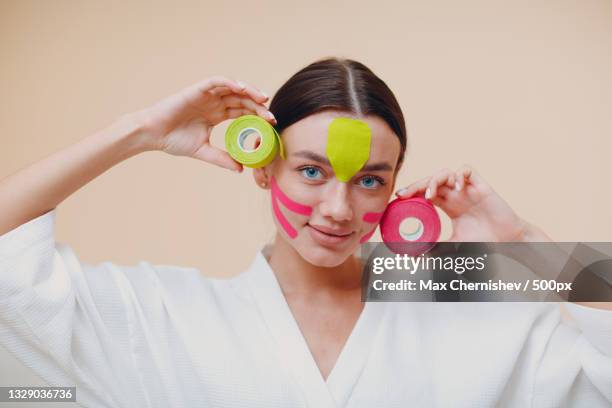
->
xmin=280 ymin=110 xmax=401 ymax=166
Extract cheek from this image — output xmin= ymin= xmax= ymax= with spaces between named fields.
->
xmin=356 ymin=195 xmax=390 ymax=243
xmin=281 ymin=185 xmax=320 ymax=210
xmin=273 ymin=167 xmax=321 ymax=208
xmin=356 ymin=193 xmax=390 ymax=221
xmin=270 ymin=176 xmax=316 ymax=239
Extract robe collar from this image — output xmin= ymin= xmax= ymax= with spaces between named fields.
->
xmin=243 ymin=245 xmax=388 ymax=407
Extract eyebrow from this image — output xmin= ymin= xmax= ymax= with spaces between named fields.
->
xmin=292 ymin=150 xmax=393 ymax=172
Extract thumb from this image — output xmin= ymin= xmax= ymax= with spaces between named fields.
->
xmin=191 ymin=144 xmax=243 ymax=173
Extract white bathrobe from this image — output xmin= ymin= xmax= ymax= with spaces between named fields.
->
xmin=0 ymin=210 xmax=611 ymax=407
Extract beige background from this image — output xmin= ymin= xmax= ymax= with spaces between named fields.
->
xmin=1 ymin=0 xmax=611 ymax=398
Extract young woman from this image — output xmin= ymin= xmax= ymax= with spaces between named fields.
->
xmin=0 ymin=59 xmax=610 ymax=407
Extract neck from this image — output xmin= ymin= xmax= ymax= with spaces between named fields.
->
xmin=268 ymin=233 xmax=362 ymax=297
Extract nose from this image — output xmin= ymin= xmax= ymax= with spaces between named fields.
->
xmin=319 ymin=182 xmax=353 ymax=222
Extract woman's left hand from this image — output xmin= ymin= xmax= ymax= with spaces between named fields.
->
xmin=395 ymin=165 xmax=529 ymax=242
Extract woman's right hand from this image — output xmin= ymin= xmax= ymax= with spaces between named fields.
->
xmin=135 ymin=76 xmax=276 ymax=172
xmin=0 ymin=76 xmax=275 ymax=234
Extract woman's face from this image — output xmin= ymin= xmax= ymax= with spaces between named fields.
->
xmin=261 ymin=110 xmax=401 ymax=268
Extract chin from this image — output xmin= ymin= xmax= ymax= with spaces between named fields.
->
xmin=297 ymin=244 xmax=353 ymax=268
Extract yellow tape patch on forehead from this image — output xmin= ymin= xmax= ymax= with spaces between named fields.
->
xmin=326 ymin=118 xmax=372 ymax=182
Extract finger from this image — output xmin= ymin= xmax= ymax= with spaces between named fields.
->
xmin=193 ymin=76 xmax=246 ymax=95
xmin=455 ymin=164 xmax=472 ymax=191
xmin=445 ymin=173 xmax=455 ymax=189
xmin=224 ymin=108 xmax=253 ymax=120
xmin=435 ymin=185 xmax=454 ymax=198
xmin=234 ymin=80 xmax=269 ymax=104
xmin=222 ymin=95 xmax=276 ymax=124
xmin=465 ymin=166 xmax=487 ymax=189
xmin=209 ymin=86 xmax=235 ymax=97
xmin=395 ymin=176 xmax=431 ymax=198
xmin=221 ymin=95 xmax=247 ymax=109
xmin=456 ymin=164 xmax=490 ymax=191
xmin=209 ymin=81 xmax=270 ymax=104
xmin=426 ymin=169 xmax=453 ymax=200
xmin=191 ymin=144 xmax=244 ymax=172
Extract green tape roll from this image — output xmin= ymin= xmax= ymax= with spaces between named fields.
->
xmin=225 ymin=115 xmax=284 ymax=168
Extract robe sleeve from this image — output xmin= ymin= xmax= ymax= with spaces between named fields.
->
xmin=0 ymin=210 xmax=153 ymax=407
xmin=533 ymin=302 xmax=612 ymax=407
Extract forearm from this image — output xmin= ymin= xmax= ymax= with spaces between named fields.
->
xmin=518 ymin=221 xmax=553 ymax=242
xmin=519 ymin=221 xmax=612 ymax=311
xmin=0 ymin=113 xmax=151 ymax=235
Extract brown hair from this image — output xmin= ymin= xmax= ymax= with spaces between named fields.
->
xmin=269 ymin=58 xmax=407 ymax=169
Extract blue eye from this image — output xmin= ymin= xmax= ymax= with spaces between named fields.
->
xmin=358 ymin=175 xmax=383 ymax=189
xmin=300 ymin=166 xmax=323 ymax=180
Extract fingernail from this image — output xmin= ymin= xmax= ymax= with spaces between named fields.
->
xmin=268 ymin=111 xmax=275 ymax=120
xmin=262 ymin=91 xmax=269 ymax=99
xmin=455 ymin=181 xmax=461 ymax=191
xmin=237 ymin=81 xmax=246 ymax=89
xmin=425 ymin=188 xmax=432 ymax=199
xmin=396 ymin=188 xmax=408 ymax=196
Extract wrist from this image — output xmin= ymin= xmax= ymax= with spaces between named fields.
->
xmin=516 ymin=219 xmax=552 ymax=242
xmin=111 ymin=110 xmax=160 ymax=155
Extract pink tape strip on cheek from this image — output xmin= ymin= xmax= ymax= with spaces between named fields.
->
xmin=271 ymin=191 xmax=298 ymax=238
xmin=270 ymin=176 xmax=313 ymax=239
xmin=362 ymin=211 xmax=383 ymax=224
xmin=270 ymin=177 xmax=312 ymax=216
xmin=359 ymin=228 xmax=377 ymax=244
xmin=359 ymin=211 xmax=384 ymax=243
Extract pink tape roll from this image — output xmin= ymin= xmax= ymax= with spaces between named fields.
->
xmin=379 ymin=197 xmax=441 ymax=255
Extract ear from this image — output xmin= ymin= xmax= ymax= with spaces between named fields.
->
xmin=253 ymin=167 xmax=270 ymax=189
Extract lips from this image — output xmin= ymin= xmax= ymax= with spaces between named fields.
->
xmin=308 ymin=224 xmax=353 ymax=236
xmin=307 ymin=223 xmax=354 ymax=247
